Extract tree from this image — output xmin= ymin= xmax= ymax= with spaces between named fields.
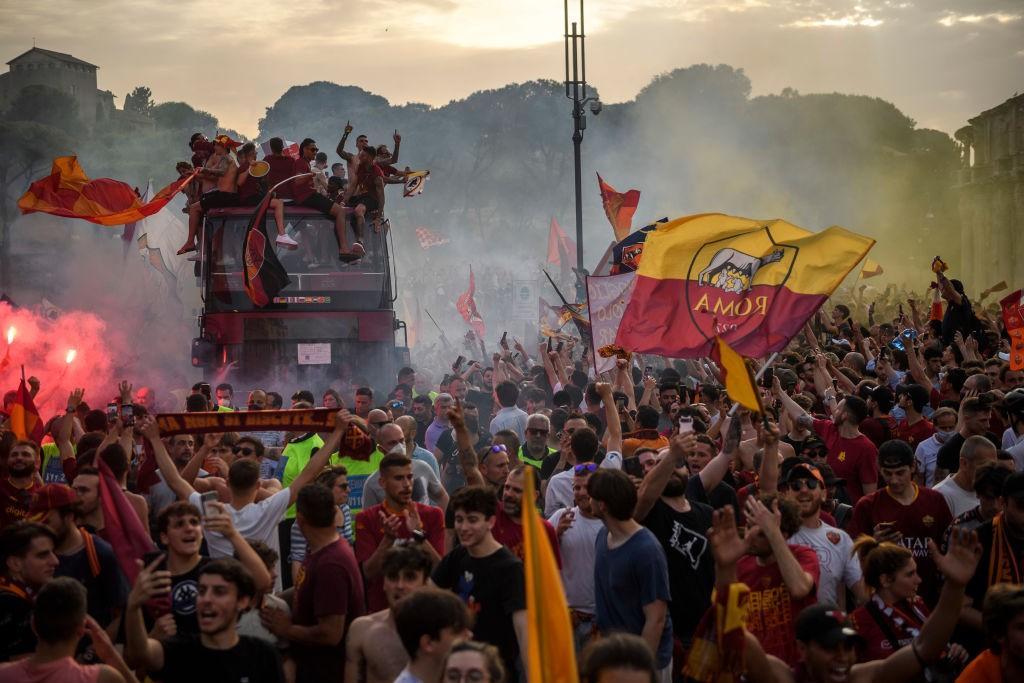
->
xmin=4 ymin=85 xmax=82 ymax=136
xmin=124 ymin=86 xmax=154 ymax=116
xmin=152 ymin=101 xmax=218 ymax=133
xmin=0 ymin=120 xmax=75 ymax=288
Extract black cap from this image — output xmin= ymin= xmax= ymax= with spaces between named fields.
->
xmin=795 ymin=604 xmax=864 ymax=647
xmin=815 ymin=462 xmax=845 ymax=487
xmin=1002 ymin=472 xmax=1024 ymax=500
xmin=781 ymin=462 xmax=826 ymax=487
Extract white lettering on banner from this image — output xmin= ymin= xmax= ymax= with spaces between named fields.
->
xmin=586 ymin=272 xmax=637 ymax=375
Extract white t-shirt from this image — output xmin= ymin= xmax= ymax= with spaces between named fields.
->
xmin=1002 ymin=427 xmax=1024 ymax=450
xmin=544 ymin=451 xmax=622 ymax=517
xmin=914 ymin=435 xmax=945 ymax=487
xmin=933 ymin=476 xmax=977 ymax=518
xmin=547 ymin=506 xmax=603 ymax=613
xmin=789 ymin=521 xmax=861 ymax=607
xmin=189 ymin=488 xmax=291 ymax=590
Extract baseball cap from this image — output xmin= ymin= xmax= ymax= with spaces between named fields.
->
xmin=878 ymin=440 xmax=914 ymax=469
xmin=1002 ymin=472 xmax=1024 ymax=500
xmin=29 ymin=484 xmax=77 ymax=516
xmin=795 ymin=604 xmax=864 ymax=647
xmin=814 ymin=462 xmax=845 ymax=487
xmin=782 ymin=462 xmax=826 ymax=488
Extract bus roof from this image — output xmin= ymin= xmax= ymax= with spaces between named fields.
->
xmin=206 ymin=206 xmax=340 ymax=218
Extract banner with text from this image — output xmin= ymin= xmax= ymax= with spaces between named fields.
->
xmin=587 ymin=272 xmax=637 ymax=375
xmin=156 ymin=409 xmax=337 ymax=435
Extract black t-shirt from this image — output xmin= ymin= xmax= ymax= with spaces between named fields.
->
xmin=937 ymin=431 xmax=1000 ymax=474
xmin=432 ymin=545 xmax=525 ymax=675
xmin=0 ymin=589 xmax=34 ymax=662
xmin=466 ymin=389 xmax=493 ymax=426
xmin=155 ymin=634 xmax=285 ymax=683
xmin=56 ymin=532 xmax=130 ymax=628
xmin=438 ymin=430 xmax=491 ymax=493
xmin=640 ymin=498 xmax=715 ymax=643
xmin=159 ymin=557 xmax=211 ymax=636
xmin=941 ymin=298 xmax=980 ymax=347
xmin=686 ymin=475 xmax=738 ymax=511
xmin=540 ymin=452 xmax=569 ymax=481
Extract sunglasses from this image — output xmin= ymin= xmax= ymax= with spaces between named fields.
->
xmin=574 ymin=463 xmax=598 ymax=475
xmin=489 ymin=444 xmax=508 ymax=454
xmin=445 ymin=670 xmax=487 ymax=683
xmin=526 ymin=428 xmax=549 ymax=436
xmin=783 ymin=479 xmax=821 ymax=492
xmin=232 ymin=447 xmax=255 ymax=456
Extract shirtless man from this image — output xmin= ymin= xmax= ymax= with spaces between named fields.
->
xmin=293 ymin=138 xmax=363 ymax=261
xmin=345 ymin=545 xmax=432 ymax=683
xmin=178 ymin=135 xmax=239 ymax=257
xmin=336 ymin=122 xmax=371 ymax=193
xmin=347 ymin=146 xmax=385 ymax=250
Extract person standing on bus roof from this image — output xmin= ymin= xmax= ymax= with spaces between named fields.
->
xmin=292 ymin=138 xmax=364 ymax=262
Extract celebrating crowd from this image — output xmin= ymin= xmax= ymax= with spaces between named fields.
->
xmin=2 ymin=265 xmax=1024 ymax=683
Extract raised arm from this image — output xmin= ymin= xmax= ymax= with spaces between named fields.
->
xmin=757 ymin=422 xmax=781 ymax=495
xmin=204 ymin=501 xmax=273 ymax=592
xmin=635 ymin=433 xmax=694 ymax=521
xmin=387 ymin=130 xmax=401 ymax=164
xmin=124 ymin=556 xmax=170 ymax=670
xmin=449 ymin=399 xmax=484 ymax=487
xmin=287 ymin=410 xmax=348 ymax=505
xmin=906 ymin=340 xmax=931 ymax=388
xmin=773 ymin=377 xmax=814 ymax=431
xmin=868 ymin=528 xmax=981 ymax=680
xmin=140 ymin=416 xmax=195 ymax=501
xmin=745 ymin=497 xmax=815 ymax=599
xmin=337 ymin=122 xmax=354 ymax=161
xmin=596 ymin=382 xmax=622 ymax=456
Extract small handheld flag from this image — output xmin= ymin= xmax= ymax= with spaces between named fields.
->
xmin=711 ymin=336 xmax=762 ymax=414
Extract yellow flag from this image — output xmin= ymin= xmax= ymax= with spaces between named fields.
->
xmin=712 ymin=336 xmax=762 ymax=414
xmin=522 ymin=471 xmax=578 ymax=683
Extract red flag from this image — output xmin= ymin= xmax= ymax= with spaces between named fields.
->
xmin=1001 ymin=290 xmax=1024 ymax=371
xmin=96 ymin=458 xmax=155 ymax=583
xmin=456 ymin=267 xmax=486 ymax=339
xmin=546 ymin=218 xmax=577 ymax=267
xmin=243 ymin=193 xmax=292 ymax=307
xmin=8 ymin=378 xmax=44 ymax=444
xmin=415 ymin=226 xmax=450 ymax=249
xmin=18 ymin=157 xmax=196 ymax=227
xmin=597 ymin=173 xmax=641 ymax=242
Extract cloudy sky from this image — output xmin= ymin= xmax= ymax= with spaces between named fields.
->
xmin=1 ymin=0 xmax=1020 ymax=137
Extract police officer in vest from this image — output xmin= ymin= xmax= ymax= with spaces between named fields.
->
xmin=520 ymin=414 xmax=558 ymax=469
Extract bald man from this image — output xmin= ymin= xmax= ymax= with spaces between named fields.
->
xmin=395 ymin=415 xmax=441 ymax=477
xmin=362 ymin=423 xmax=448 ymax=511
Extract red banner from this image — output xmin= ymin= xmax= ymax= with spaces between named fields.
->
xmin=456 ymin=266 xmax=486 ymax=339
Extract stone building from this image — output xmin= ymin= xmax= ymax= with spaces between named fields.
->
xmin=954 ymin=93 xmax=1024 ymax=294
xmin=0 ymin=47 xmax=116 ymax=125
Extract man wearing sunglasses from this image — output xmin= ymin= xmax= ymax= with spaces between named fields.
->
xmin=783 ymin=461 xmax=866 ymax=611
xmin=292 ymin=138 xmax=364 ymax=261
xmin=491 ymin=465 xmax=560 ymax=564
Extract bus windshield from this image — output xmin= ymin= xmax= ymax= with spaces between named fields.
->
xmin=202 ymin=212 xmax=391 ymax=312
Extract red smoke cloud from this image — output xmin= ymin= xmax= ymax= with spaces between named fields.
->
xmin=1 ymin=302 xmax=125 ymax=418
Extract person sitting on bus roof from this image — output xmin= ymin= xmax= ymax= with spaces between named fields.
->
xmin=263 ymin=136 xmax=296 ymax=238
xmin=177 ymin=135 xmax=239 ymax=257
xmin=237 ymin=143 xmax=297 ymax=249
xmin=189 ymin=132 xmax=213 ymax=176
xmin=293 ymin=138 xmax=364 ymax=261
xmin=175 ymin=161 xmax=201 ymax=211
xmin=345 ymin=144 xmax=384 ymax=251
xmin=312 ymin=151 xmax=330 ymax=196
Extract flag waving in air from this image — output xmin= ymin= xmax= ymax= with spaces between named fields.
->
xmin=18 ymin=157 xmax=196 ymax=227
xmin=616 ymin=214 xmax=874 ymax=359
xmin=415 ymin=226 xmax=450 ymax=249
xmin=9 ymin=378 xmax=44 ymax=443
xmin=456 ymin=267 xmax=486 ymax=339
xmin=522 ymin=466 xmax=578 ymax=683
xmin=243 ymin=193 xmax=291 ymax=307
xmin=597 ymin=173 xmax=641 ymax=242
xmin=711 ymin=336 xmax=762 ymax=414
xmin=546 ymin=218 xmax=577 ymax=267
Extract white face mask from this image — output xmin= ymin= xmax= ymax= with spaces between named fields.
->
xmin=217 ymin=397 xmax=231 ymax=408
xmin=935 ymin=429 xmax=956 ymax=443
xmin=388 ymin=443 xmax=407 ymax=457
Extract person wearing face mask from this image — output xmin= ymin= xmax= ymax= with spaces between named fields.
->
xmin=361 ymin=425 xmax=447 ymax=510
xmin=246 ymin=390 xmax=285 ymax=450
xmin=935 ymin=396 xmax=999 ymax=482
xmin=913 ymin=407 xmax=958 ymax=487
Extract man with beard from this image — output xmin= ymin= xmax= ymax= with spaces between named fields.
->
xmin=631 ymin=432 xmax=714 ymax=652
xmin=893 ymin=384 xmax=934 ymax=451
xmin=448 ymin=400 xmax=509 ymax=492
xmin=782 ymin=462 xmax=865 ymax=611
xmin=0 ymin=440 xmax=43 ymax=528
xmin=32 ymin=484 xmax=128 ymax=633
xmin=143 ymin=501 xmax=272 ymax=638
xmin=914 ymin=406 xmax=957 ymax=487
xmin=363 ymin=423 xmax=447 ymax=510
xmin=962 ymin=472 xmax=1024 ymax=643
xmin=0 ymin=522 xmax=58 ymax=662
xmin=492 ymin=465 xmax=561 ymax=563
xmin=548 ymin=463 xmax=604 ymax=652
xmin=345 ymin=546 xmax=433 ymax=683
xmin=436 ymin=402 xmax=490 ymax=492
xmin=847 ymin=440 xmax=953 ymax=606
xmin=431 ymin=486 xmax=527 ymax=678
xmin=126 ymin=557 xmax=285 ymax=682
xmin=145 ymin=433 xmax=199 ymax=522
xmin=656 ymin=381 xmax=681 ymax=433
xmin=355 ymin=453 xmax=444 ymax=612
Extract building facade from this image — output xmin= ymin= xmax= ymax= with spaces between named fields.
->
xmin=0 ymin=47 xmax=116 ymax=125
xmin=954 ymin=94 xmax=1024 ymax=294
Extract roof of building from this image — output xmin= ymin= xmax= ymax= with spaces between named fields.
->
xmin=969 ymin=92 xmax=1024 ymax=126
xmin=7 ymin=47 xmax=98 ymax=69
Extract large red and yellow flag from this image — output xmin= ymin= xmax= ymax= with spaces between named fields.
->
xmin=9 ymin=378 xmax=44 ymax=444
xmin=456 ymin=266 xmax=486 ymax=339
xmin=18 ymin=156 xmax=196 ymax=227
xmin=522 ymin=469 xmax=578 ymax=683
xmin=616 ymin=214 xmax=874 ymax=358
xmin=597 ymin=173 xmax=641 ymax=242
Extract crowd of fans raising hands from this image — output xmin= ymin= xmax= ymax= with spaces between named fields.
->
xmin=1 ymin=269 xmax=1024 ymax=683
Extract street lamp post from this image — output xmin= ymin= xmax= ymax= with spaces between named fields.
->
xmin=564 ymin=0 xmax=599 ymax=301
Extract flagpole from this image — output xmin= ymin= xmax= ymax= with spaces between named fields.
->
xmin=424 ymin=309 xmax=452 ymax=350
xmin=726 ymin=351 xmax=779 ymax=419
